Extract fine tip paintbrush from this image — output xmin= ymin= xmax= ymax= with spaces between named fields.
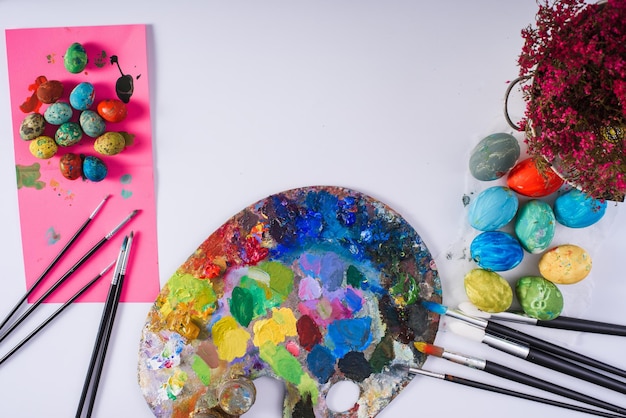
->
xmin=76 ymin=231 xmax=134 ymax=418
xmin=394 ymin=364 xmax=626 ymax=418
xmin=0 ymin=195 xmax=110 ymax=333
xmin=448 ymin=319 xmax=626 ymax=395
xmin=422 ymin=300 xmax=626 ymax=380
xmin=458 ymin=301 xmax=626 ymax=337
xmin=414 ymin=342 xmax=626 ymax=416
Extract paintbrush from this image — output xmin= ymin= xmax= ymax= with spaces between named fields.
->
xmin=0 ymin=195 xmax=110 ymax=333
xmin=459 ymin=302 xmax=626 ymax=337
xmin=422 ymin=301 xmax=626 ymax=380
xmin=0 ymin=260 xmax=115 ymax=367
xmin=395 ymin=364 xmax=626 ymax=418
xmin=76 ymin=231 xmax=133 ymax=418
xmin=414 ymin=342 xmax=626 ymax=416
xmin=448 ymin=319 xmax=626 ymax=395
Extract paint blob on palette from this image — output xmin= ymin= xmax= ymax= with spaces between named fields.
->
xmin=138 ymin=186 xmax=442 ymax=417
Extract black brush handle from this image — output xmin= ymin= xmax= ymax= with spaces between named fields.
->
xmin=527 ymin=347 xmax=626 ymax=394
xmin=538 ymin=316 xmax=626 ymax=336
xmin=447 ymin=374 xmax=626 ymax=418
xmin=486 ymin=321 xmax=626 ymax=379
xmin=484 ymin=360 xmax=626 ymax=415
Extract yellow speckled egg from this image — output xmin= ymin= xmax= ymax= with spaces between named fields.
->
xmin=464 ymin=268 xmax=513 ymax=313
xmin=29 ymin=135 xmax=58 ymax=159
xmin=539 ymin=244 xmax=592 ymax=284
xmin=94 ymin=131 xmax=125 ymax=156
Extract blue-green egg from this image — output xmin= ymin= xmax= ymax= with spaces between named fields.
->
xmin=469 ymin=133 xmax=520 ymax=181
xmin=514 ymin=199 xmax=556 ymax=253
xmin=44 ymin=102 xmax=73 ymax=125
xmin=468 ymin=186 xmax=518 ymax=231
xmin=64 ymin=42 xmax=88 ymax=74
xmin=79 ymin=110 xmax=106 ymax=137
xmin=69 ymin=82 xmax=95 ymax=111
xmin=470 ymin=231 xmax=523 ymax=271
xmin=82 ymin=155 xmax=107 ymax=182
xmin=554 ymin=189 xmax=607 ymax=228
xmin=55 ymin=122 xmax=83 ymax=147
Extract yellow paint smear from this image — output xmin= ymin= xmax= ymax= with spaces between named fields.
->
xmin=212 ymin=316 xmax=251 ymax=362
xmin=253 ymin=307 xmax=297 ymax=347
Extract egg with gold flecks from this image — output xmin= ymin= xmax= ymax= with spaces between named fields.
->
xmin=470 ymin=231 xmax=523 ymax=271
xmin=469 ymin=133 xmax=520 ymax=181
xmin=468 ymin=186 xmax=518 ymax=231
xmin=514 ymin=199 xmax=556 ymax=254
xmin=554 ymin=189 xmax=607 ymax=228
xmin=507 ymin=158 xmax=564 ymax=197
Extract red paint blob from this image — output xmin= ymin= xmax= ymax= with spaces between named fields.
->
xmin=19 ymin=75 xmax=47 ymax=113
xmin=507 ymin=158 xmax=564 ymax=197
xmin=297 ymin=314 xmax=323 ymax=351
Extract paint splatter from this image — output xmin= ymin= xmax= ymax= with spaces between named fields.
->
xmin=16 ymin=163 xmax=46 ymax=190
xmin=94 ymin=50 xmax=108 ymax=68
xmin=121 ymin=174 xmax=133 ymax=199
xmin=19 ymin=75 xmax=46 ymax=113
xmin=46 ymin=227 xmax=61 ymax=245
xmin=46 ymin=53 xmax=56 ymax=64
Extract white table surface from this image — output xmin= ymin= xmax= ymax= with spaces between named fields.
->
xmin=1 ymin=1 xmax=626 ymax=417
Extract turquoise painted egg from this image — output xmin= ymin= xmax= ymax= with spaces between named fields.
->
xmin=29 ymin=135 xmax=58 ymax=159
xmin=468 ymin=186 xmax=518 ymax=231
xmin=470 ymin=231 xmax=523 ymax=271
xmin=554 ymin=189 xmax=607 ymax=228
xmin=44 ymin=102 xmax=73 ymax=125
xmin=64 ymin=42 xmax=88 ymax=74
xmin=79 ymin=110 xmax=106 ymax=137
xmin=516 ymin=276 xmax=563 ymax=320
xmin=514 ymin=199 xmax=556 ymax=254
xmin=82 ymin=155 xmax=108 ymax=182
xmin=55 ymin=122 xmax=83 ymax=147
xmin=19 ymin=113 xmax=46 ymax=140
xmin=69 ymin=82 xmax=95 ymax=111
xmin=469 ymin=133 xmax=520 ymax=181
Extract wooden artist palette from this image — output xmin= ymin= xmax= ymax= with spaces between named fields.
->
xmin=138 ymin=186 xmax=442 ymax=417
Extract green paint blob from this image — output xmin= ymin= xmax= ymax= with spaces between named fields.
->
xmin=259 ymin=343 xmax=318 ymax=401
xmin=261 ymin=261 xmax=294 ymax=299
xmin=346 ymin=265 xmax=365 ymax=288
xmin=369 ymin=334 xmax=394 ymax=373
xmin=16 ymin=163 xmax=46 ymax=190
xmin=390 ymin=273 xmax=419 ymax=305
xmin=121 ymin=189 xmax=133 ymax=199
xmin=230 ymin=286 xmax=254 ymax=327
xmin=239 ymin=276 xmax=273 ymax=316
xmin=191 ymin=355 xmax=212 ymax=385
xmin=166 ymin=272 xmax=217 ymax=313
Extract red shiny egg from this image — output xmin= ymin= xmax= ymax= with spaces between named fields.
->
xmin=507 ymin=158 xmax=564 ymax=197
xmin=59 ymin=152 xmax=83 ymax=180
xmin=97 ymin=98 xmax=127 ymax=123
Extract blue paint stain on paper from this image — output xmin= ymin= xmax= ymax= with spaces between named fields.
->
xmin=46 ymin=227 xmax=61 ymax=245
xmin=121 ymin=174 xmax=133 ymax=198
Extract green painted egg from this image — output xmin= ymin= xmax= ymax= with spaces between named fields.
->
xmin=514 ymin=199 xmax=556 ymax=254
xmin=515 ymin=275 xmax=563 ymax=320
xmin=29 ymin=135 xmax=58 ymax=159
xmin=464 ymin=268 xmax=513 ymax=313
xmin=64 ymin=42 xmax=88 ymax=74
xmin=94 ymin=131 xmax=126 ymax=156
xmin=55 ymin=122 xmax=83 ymax=147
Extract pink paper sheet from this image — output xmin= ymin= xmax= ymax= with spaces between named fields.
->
xmin=6 ymin=24 xmax=159 ymax=303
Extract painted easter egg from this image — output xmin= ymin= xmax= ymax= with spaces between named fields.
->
xmin=97 ymin=99 xmax=127 ymax=122
xmin=507 ymin=158 xmax=564 ymax=197
xmin=44 ymin=102 xmax=73 ymax=125
xmin=470 ymin=231 xmax=523 ymax=271
xmin=36 ymin=79 xmax=64 ymax=104
xmin=79 ymin=110 xmax=106 ymax=137
xmin=29 ymin=135 xmax=57 ymax=159
xmin=468 ymin=186 xmax=518 ymax=231
xmin=64 ymin=42 xmax=88 ymax=74
xmin=539 ymin=244 xmax=592 ymax=284
xmin=515 ymin=276 xmax=563 ymax=320
xmin=69 ymin=82 xmax=95 ymax=111
xmin=554 ymin=189 xmax=607 ymax=228
xmin=138 ymin=186 xmax=442 ymax=418
xmin=464 ymin=268 xmax=512 ymax=313
xmin=468 ymin=133 xmax=520 ymax=181
xmin=59 ymin=153 xmax=83 ymax=180
xmin=514 ymin=199 xmax=556 ymax=254
xmin=19 ymin=113 xmax=46 ymax=140
xmin=82 ymin=155 xmax=108 ymax=182
xmin=94 ymin=132 xmax=125 ymax=156
xmin=55 ymin=122 xmax=83 ymax=147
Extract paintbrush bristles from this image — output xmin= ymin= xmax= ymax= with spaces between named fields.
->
xmin=413 ymin=342 xmax=444 ymax=357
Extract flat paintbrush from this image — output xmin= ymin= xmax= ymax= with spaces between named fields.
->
xmin=396 ymin=364 xmax=626 ymax=418
xmin=415 ymin=342 xmax=626 ymax=416
xmin=0 ymin=195 xmax=109 ymax=333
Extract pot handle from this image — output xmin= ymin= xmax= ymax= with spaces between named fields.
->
xmin=504 ymin=76 xmax=530 ymax=131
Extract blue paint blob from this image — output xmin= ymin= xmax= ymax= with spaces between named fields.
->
xmin=307 ymin=344 xmax=336 ymax=383
xmin=344 ymin=287 xmax=363 ymax=313
xmin=319 ymin=252 xmax=345 ymax=292
xmin=326 ymin=317 xmax=372 ymax=358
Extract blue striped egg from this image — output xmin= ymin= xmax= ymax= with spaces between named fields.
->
xmin=514 ymin=199 xmax=555 ymax=253
xmin=554 ymin=189 xmax=607 ymax=228
xmin=470 ymin=231 xmax=523 ymax=271
xmin=468 ymin=186 xmax=519 ymax=231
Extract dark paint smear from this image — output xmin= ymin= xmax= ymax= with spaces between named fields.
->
xmin=338 ymin=351 xmax=372 ymax=382
xmin=296 ymin=315 xmax=322 ymax=351
xmin=111 ymin=55 xmax=135 ymax=103
xmin=292 ymin=393 xmax=315 ymax=418
xmin=306 ymin=345 xmax=335 ymax=384
xmin=369 ymin=334 xmax=394 ymax=373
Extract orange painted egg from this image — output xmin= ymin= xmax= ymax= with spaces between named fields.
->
xmin=506 ymin=158 xmax=564 ymax=197
xmin=97 ymin=99 xmax=127 ymax=123
xmin=59 ymin=153 xmax=83 ymax=180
